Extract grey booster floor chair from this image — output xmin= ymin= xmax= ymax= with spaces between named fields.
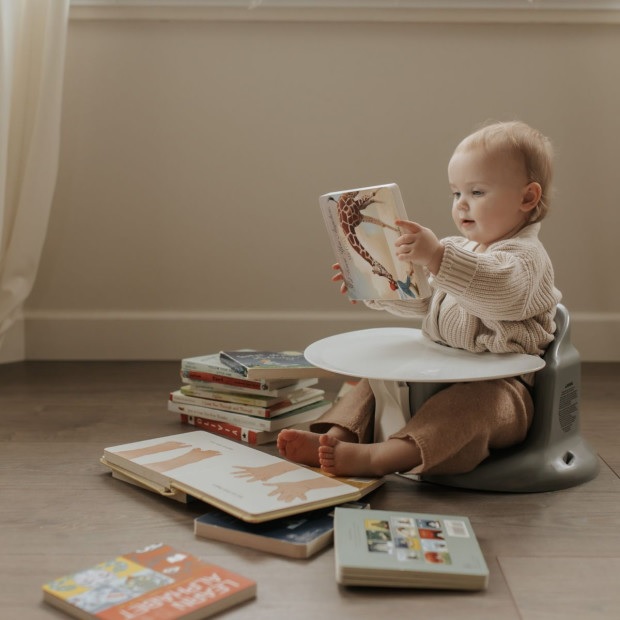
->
xmin=414 ymin=304 xmax=600 ymax=492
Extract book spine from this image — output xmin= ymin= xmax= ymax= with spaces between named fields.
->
xmin=181 ymin=369 xmax=269 ymax=390
xmin=169 ymin=400 xmax=272 ymax=430
xmin=171 ymin=391 xmax=274 ymax=417
xmin=179 ymin=414 xmax=277 ymax=445
xmin=171 ymin=390 xmax=323 ymax=418
xmin=181 ymin=376 xmax=286 ymax=398
xmin=181 ymin=386 xmax=277 ymax=407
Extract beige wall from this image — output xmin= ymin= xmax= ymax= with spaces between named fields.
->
xmin=11 ymin=12 xmax=620 ymax=361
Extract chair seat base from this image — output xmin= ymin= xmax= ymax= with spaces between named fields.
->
xmin=421 ymin=436 xmax=600 ymax=493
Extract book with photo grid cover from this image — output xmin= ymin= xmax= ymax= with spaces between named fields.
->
xmin=334 ymin=507 xmax=488 ymax=590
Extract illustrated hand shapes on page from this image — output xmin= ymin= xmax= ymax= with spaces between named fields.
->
xmin=113 ymin=440 xmax=221 ymax=472
xmin=114 ymin=440 xmax=192 ymax=460
xmin=231 ymin=462 xmax=344 ymax=502
xmin=146 ymin=448 xmax=221 ymax=473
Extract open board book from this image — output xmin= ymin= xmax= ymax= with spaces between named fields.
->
xmin=42 ymin=543 xmax=256 ymax=620
xmin=334 ymin=507 xmax=489 ymax=591
xmin=101 ymin=430 xmax=384 ymax=523
xmin=319 ymin=182 xmax=431 ymax=301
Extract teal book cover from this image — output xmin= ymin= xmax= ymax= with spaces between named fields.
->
xmin=334 ymin=507 xmax=489 ymax=590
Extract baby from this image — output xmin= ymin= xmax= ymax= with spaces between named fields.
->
xmin=278 ymin=121 xmax=562 ymax=478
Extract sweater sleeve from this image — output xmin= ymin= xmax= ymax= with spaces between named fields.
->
xmin=364 ymin=296 xmax=430 ymax=317
xmin=433 ymin=233 xmax=557 ymax=322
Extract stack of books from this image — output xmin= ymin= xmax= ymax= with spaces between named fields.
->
xmin=169 ymin=351 xmax=334 ymax=445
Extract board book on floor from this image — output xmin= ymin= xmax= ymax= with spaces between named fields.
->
xmin=167 ymin=398 xmax=331 ymax=432
xmin=101 ymin=430 xmax=384 ymax=523
xmin=334 ymin=507 xmax=489 ymax=590
xmin=42 ymin=542 xmax=256 ymax=620
xmin=181 ymin=373 xmax=319 ymax=398
xmin=179 ymin=414 xmax=280 ymax=446
xmin=319 ymin=182 xmax=431 ymax=301
xmin=170 ymin=386 xmax=325 ymax=418
xmin=195 ymin=501 xmax=369 ymax=560
xmin=174 ymin=385 xmax=325 ymax=417
xmin=181 ymin=351 xmax=322 ymax=392
xmin=218 ymin=350 xmax=336 ymax=380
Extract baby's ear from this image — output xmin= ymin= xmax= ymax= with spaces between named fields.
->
xmin=521 ymin=182 xmax=542 ymax=212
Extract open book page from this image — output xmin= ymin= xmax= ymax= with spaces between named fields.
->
xmin=103 ymin=431 xmax=382 ymax=522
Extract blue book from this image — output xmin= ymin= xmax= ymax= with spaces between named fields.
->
xmin=195 ymin=502 xmax=369 ymax=559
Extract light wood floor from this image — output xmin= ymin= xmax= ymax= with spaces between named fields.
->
xmin=1 ymin=361 xmax=619 ymax=619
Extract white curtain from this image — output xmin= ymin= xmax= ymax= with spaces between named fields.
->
xmin=0 ymin=0 xmax=70 ymax=351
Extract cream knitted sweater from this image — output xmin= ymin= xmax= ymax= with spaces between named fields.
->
xmin=366 ymin=223 xmax=562 ymax=357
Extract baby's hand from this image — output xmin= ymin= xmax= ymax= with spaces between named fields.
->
xmin=331 ymin=263 xmax=357 ymax=304
xmin=231 ymin=462 xmax=297 ymax=482
xmin=395 ymin=220 xmax=444 ymax=274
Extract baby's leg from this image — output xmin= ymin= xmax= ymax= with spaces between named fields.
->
xmin=318 ymin=435 xmax=421 ymax=478
xmin=391 ymin=377 xmax=533 ymax=475
xmin=310 ymin=378 xmax=375 ymax=444
xmin=277 ymin=426 xmax=356 ymax=467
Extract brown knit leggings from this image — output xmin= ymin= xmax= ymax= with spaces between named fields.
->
xmin=310 ymin=377 xmax=533 ymax=475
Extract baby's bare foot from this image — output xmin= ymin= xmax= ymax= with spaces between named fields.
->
xmin=318 ymin=434 xmax=377 ymax=477
xmin=318 ymin=435 xmax=421 ymax=478
xmin=277 ymin=429 xmax=322 ymax=467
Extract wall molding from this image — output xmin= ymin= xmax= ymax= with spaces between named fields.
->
xmin=12 ymin=309 xmax=620 ymax=362
xmin=69 ymin=1 xmax=620 ymax=24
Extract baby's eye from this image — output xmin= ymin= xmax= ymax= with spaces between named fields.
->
xmin=452 ymin=192 xmax=461 ymax=200
xmin=472 ymin=190 xmax=484 ymax=196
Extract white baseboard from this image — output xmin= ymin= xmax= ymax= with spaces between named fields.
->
xmin=15 ymin=309 xmax=620 ymax=362
xmin=570 ymin=311 xmax=620 ymax=362
xmin=0 ymin=317 xmax=25 ymax=363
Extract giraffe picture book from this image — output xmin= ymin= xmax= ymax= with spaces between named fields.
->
xmin=319 ymin=182 xmax=431 ymax=301
xmin=101 ymin=430 xmax=384 ymax=523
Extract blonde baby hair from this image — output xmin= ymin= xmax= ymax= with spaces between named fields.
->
xmin=456 ymin=120 xmax=554 ymax=223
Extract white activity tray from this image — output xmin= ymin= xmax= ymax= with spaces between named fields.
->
xmin=305 ymin=328 xmax=545 ymax=382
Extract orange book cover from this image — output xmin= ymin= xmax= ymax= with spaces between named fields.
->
xmin=42 ymin=543 xmax=256 ymax=620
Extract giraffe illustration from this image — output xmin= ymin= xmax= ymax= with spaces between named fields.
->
xmin=331 ymin=189 xmax=413 ymax=295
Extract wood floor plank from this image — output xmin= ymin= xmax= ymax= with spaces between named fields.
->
xmin=499 ymin=556 xmax=620 ymax=620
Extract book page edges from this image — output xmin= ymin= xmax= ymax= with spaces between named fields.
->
xmin=101 ymin=458 xmax=183 ymax=499
xmin=101 ymin=457 xmax=383 ymax=524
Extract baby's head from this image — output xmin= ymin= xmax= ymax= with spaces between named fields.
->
xmin=454 ymin=121 xmax=554 ymax=223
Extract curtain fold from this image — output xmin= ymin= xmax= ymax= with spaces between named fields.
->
xmin=0 ymin=0 xmax=70 ymax=351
